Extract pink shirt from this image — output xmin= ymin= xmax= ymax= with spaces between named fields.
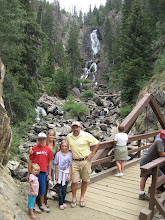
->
xmin=28 ymin=174 xmax=39 ymax=196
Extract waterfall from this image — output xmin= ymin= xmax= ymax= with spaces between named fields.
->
xmin=90 ymin=30 xmax=100 ymax=57
xmin=81 ymin=29 xmax=100 ymax=82
xmin=35 ymin=106 xmax=47 ymax=121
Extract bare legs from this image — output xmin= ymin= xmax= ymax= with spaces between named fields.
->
xmin=71 ymin=181 xmax=87 ymax=202
xmin=140 ymin=177 xmax=148 ymax=191
xmin=71 ymin=182 xmax=77 ymax=202
xmin=116 ymin=160 xmax=125 ymax=174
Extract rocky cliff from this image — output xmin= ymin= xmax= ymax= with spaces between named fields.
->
xmin=0 ymin=59 xmax=28 ymax=220
xmin=0 ymin=59 xmax=12 ymax=165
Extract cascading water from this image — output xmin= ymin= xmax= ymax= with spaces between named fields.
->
xmin=81 ymin=29 xmax=100 ymax=82
xmin=35 ymin=106 xmax=47 ymax=122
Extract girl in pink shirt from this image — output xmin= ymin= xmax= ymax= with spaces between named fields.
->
xmin=28 ymin=163 xmax=40 ymax=219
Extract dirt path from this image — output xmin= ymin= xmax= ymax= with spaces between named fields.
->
xmin=35 ymin=199 xmax=111 ymax=220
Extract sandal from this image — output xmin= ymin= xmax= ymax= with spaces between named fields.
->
xmin=71 ymin=200 xmax=77 ymax=208
xmin=79 ymin=200 xmax=86 ymax=207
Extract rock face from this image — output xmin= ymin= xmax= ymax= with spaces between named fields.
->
xmin=0 ymin=59 xmax=27 ymax=220
xmin=0 ymin=165 xmax=28 ymax=220
xmin=0 ymin=59 xmax=12 ymax=165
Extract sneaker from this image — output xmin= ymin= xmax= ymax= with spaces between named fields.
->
xmin=33 ymin=204 xmax=41 ymax=214
xmin=40 ymin=204 xmax=50 ymax=213
xmin=63 ymin=204 xmax=67 ymax=208
xmin=115 ymin=173 xmax=123 ymax=177
xmin=59 ymin=205 xmax=64 ymax=210
xmin=138 ymin=193 xmax=150 ymax=201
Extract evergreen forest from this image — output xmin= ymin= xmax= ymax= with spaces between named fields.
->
xmin=0 ymin=0 xmax=165 ymax=135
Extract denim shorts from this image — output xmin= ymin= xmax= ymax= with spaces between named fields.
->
xmin=37 ymin=172 xmax=47 ymax=195
xmin=140 ymin=160 xmax=163 ymax=178
xmin=28 ymin=195 xmax=37 ymax=209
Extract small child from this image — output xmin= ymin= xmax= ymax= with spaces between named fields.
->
xmin=28 ymin=163 xmax=40 ymax=219
xmin=114 ymin=125 xmax=128 ymax=177
xmin=54 ymin=140 xmax=72 ymax=210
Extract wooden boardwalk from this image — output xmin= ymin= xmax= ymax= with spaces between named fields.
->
xmin=65 ymin=163 xmax=162 ymax=220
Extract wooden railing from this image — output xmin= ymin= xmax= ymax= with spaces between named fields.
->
xmin=91 ymin=130 xmax=161 ymax=171
xmin=139 ymin=157 xmax=165 ymax=220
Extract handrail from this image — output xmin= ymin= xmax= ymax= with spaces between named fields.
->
xmin=139 ymin=157 xmax=165 ymax=219
xmin=91 ymin=130 xmax=161 ymax=168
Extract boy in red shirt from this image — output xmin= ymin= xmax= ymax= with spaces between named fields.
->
xmin=27 ymin=132 xmax=54 ymax=213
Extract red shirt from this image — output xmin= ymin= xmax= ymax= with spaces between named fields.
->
xmin=29 ymin=145 xmax=54 ymax=172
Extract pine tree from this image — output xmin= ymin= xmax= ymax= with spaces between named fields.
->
xmin=121 ymin=0 xmax=152 ymax=102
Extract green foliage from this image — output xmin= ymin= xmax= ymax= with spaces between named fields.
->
xmin=54 ymin=40 xmax=67 ymax=68
xmin=74 ymin=77 xmax=81 ymax=89
xmin=107 ymin=69 xmax=123 ymax=91
xmin=66 ymin=22 xmax=81 ymax=86
xmin=120 ymin=0 xmax=152 ymax=103
xmin=62 ymin=96 xmax=89 ymax=118
xmin=79 ymin=79 xmax=93 ymax=84
xmin=43 ymin=77 xmax=57 ymax=95
xmin=4 ymin=71 xmax=38 ymax=123
xmin=43 ymin=49 xmax=55 ymax=77
xmin=79 ymin=90 xmax=94 ymax=98
xmin=10 ymin=117 xmax=36 ymax=159
xmin=120 ymin=104 xmax=133 ymax=118
xmin=43 ymin=69 xmax=69 ymax=98
xmin=0 ymin=0 xmax=25 ymax=70
xmin=155 ymin=48 xmax=165 ymax=74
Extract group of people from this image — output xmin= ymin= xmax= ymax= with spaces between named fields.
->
xmin=27 ymin=121 xmax=100 ymax=219
xmin=27 ymin=119 xmax=165 ymax=219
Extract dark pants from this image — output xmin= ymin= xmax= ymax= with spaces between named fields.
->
xmin=158 ymin=164 xmax=165 ymax=192
xmin=58 ymin=182 xmax=68 ymax=206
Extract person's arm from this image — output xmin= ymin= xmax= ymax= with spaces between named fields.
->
xmin=27 ymin=160 xmax=32 ymax=181
xmin=67 ymin=164 xmax=72 ymax=182
xmin=47 ymin=160 xmax=52 ymax=181
xmin=28 ymin=147 xmax=34 ymax=155
xmin=114 ymin=140 xmax=118 ymax=145
xmin=30 ymin=181 xmax=38 ymax=196
xmin=87 ymin=141 xmax=100 ymax=161
xmin=159 ymin=151 xmax=165 ymax=157
xmin=55 ymin=164 xmax=58 ymax=181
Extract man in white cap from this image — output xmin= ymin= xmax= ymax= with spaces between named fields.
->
xmin=27 ymin=132 xmax=54 ymax=213
xmin=67 ymin=121 xmax=100 ymax=208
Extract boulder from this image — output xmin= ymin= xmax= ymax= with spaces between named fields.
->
xmin=7 ymin=160 xmax=20 ymax=176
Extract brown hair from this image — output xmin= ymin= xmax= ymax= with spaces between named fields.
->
xmin=60 ymin=140 xmax=69 ymax=152
xmin=47 ymin=129 xmax=56 ymax=149
xmin=31 ymin=163 xmax=40 ymax=174
xmin=118 ymin=125 xmax=124 ymax=132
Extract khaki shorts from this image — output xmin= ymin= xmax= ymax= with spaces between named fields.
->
xmin=72 ymin=160 xmax=91 ymax=183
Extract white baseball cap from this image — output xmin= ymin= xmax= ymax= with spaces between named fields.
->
xmin=38 ymin=132 xmax=47 ymax=138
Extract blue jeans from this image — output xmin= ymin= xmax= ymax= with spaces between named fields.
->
xmin=140 ymin=160 xmax=164 ymax=177
xmin=58 ymin=182 xmax=68 ymax=206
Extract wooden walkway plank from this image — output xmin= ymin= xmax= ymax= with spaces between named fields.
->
xmin=66 ymin=163 xmax=152 ymax=220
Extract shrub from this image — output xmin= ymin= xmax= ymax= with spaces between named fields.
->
xmin=79 ymin=79 xmax=92 ymax=84
xmin=62 ymin=96 xmax=89 ymax=117
xmin=74 ymin=77 xmax=81 ymax=88
xmin=120 ymin=104 xmax=133 ymax=118
xmin=79 ymin=90 xmax=94 ymax=98
xmin=10 ymin=117 xmax=35 ymax=159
